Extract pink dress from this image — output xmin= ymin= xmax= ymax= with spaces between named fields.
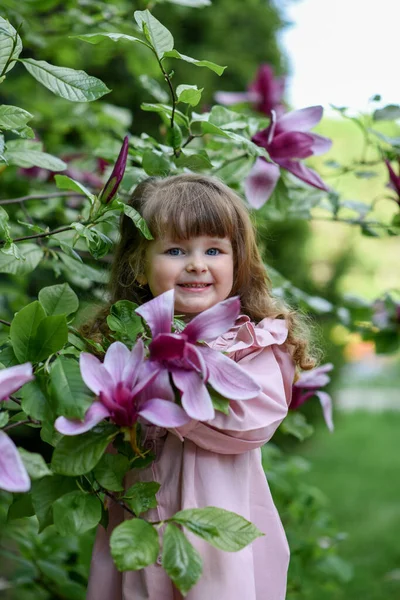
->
xmin=87 ymin=316 xmax=295 ymax=600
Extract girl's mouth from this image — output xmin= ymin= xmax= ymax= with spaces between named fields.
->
xmin=177 ymin=283 xmax=212 ymax=289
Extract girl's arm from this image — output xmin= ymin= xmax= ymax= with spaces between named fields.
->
xmin=172 ymin=343 xmax=295 ymax=454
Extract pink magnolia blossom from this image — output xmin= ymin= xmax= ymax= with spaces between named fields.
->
xmin=290 ymin=363 xmax=334 ymax=432
xmin=245 ymin=106 xmax=332 ymax=208
xmin=215 ymin=64 xmax=285 ymax=117
xmin=136 ymin=290 xmax=261 ymax=421
xmin=55 ymin=339 xmax=189 ymax=436
xmin=0 ymin=363 xmax=34 ymax=493
xmin=385 ymin=160 xmax=400 ymax=205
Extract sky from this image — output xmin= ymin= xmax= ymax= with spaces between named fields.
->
xmin=279 ymin=0 xmax=400 ymax=113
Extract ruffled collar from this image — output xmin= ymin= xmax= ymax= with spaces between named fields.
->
xmin=207 ymin=314 xmax=288 ymax=353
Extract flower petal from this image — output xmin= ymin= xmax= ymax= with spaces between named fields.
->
xmin=277 ymin=159 xmax=330 ymax=191
xmin=0 ymin=363 xmax=34 ymax=402
xmin=214 ymin=91 xmax=259 ymax=105
xmin=136 ymin=362 xmax=174 ymax=402
xmin=104 ymin=341 xmax=131 ymax=385
xmin=296 ymin=363 xmax=333 ymax=388
xmin=184 ymin=343 xmax=208 ymax=378
xmin=309 ymin=133 xmax=333 ymax=156
xmin=172 ymin=369 xmax=215 ymax=421
xmin=275 ymin=105 xmax=323 ymax=134
xmin=201 ymin=348 xmax=261 ymax=400
xmin=136 ymin=289 xmax=174 ymax=337
xmin=122 ymin=339 xmax=144 ymax=389
xmin=79 ymin=353 xmax=114 ymax=396
xmin=139 ymin=399 xmax=190 ymax=427
xmin=55 ymin=401 xmax=110 ymax=436
xmin=0 ymin=431 xmax=31 ymax=492
xmin=315 ymin=391 xmax=334 ymax=432
xmin=183 ymin=296 xmax=240 ymax=342
xmin=270 ymin=131 xmax=315 ymax=160
xmin=149 ymin=333 xmax=186 ymax=361
xmin=244 ymin=158 xmax=280 ymax=208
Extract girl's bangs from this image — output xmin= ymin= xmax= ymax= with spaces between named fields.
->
xmin=144 ymin=182 xmax=237 ymax=241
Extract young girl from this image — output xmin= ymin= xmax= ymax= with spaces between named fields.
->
xmin=85 ymin=173 xmax=317 ymax=600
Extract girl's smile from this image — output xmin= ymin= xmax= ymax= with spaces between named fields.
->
xmin=142 ymin=235 xmax=234 ymax=315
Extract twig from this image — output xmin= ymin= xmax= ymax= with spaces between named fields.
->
xmin=0 ymin=191 xmax=85 ymax=206
xmin=4 ymin=418 xmax=40 ymax=431
xmin=0 ymin=319 xmax=11 ymax=326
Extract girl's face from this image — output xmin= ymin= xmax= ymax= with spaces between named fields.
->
xmin=142 ymin=235 xmax=234 ymax=316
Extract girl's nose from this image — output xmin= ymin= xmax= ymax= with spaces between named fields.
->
xmin=186 ymin=257 xmax=208 ymax=273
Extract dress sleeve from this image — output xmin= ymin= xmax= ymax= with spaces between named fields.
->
xmin=173 ymin=318 xmax=296 ymax=455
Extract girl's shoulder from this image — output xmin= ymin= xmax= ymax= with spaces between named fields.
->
xmin=207 ymin=314 xmax=288 ymax=354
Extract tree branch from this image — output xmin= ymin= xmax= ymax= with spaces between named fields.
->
xmin=0 ymin=191 xmax=85 ymax=206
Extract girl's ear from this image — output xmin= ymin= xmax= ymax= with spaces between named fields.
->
xmin=137 ymin=273 xmax=148 ymax=286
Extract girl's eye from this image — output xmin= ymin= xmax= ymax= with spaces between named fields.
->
xmin=206 ymin=248 xmax=220 ymax=256
xmin=166 ymin=248 xmax=183 ymax=256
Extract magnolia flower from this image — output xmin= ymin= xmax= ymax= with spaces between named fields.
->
xmin=290 ymin=363 xmax=334 ymax=432
xmin=98 ymin=136 xmax=129 ymax=204
xmin=136 ymin=290 xmax=261 ymax=421
xmin=215 ymin=64 xmax=285 ymax=117
xmin=0 ymin=363 xmax=34 ymax=493
xmin=55 ymin=339 xmax=189 ymax=436
xmin=245 ymin=106 xmax=332 ymax=208
xmin=385 ymin=160 xmax=400 ymax=204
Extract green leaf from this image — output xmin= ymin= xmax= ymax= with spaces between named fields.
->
xmin=162 ymin=523 xmax=203 ymax=595
xmin=123 ymin=481 xmax=160 ymax=516
xmin=8 ymin=493 xmax=35 ymax=520
xmin=139 ymin=74 xmax=169 ymax=103
xmin=171 ymin=506 xmax=264 ymax=551
xmin=0 ymin=243 xmax=44 ymax=275
xmin=163 ymin=0 xmax=210 ymax=5
xmin=176 ymin=85 xmax=203 ymax=107
xmin=51 ymin=425 xmax=117 ymax=476
xmin=373 ymin=104 xmax=400 ymax=121
xmin=109 ymin=200 xmax=153 ymax=240
xmin=4 ymin=147 xmax=67 ymax=170
xmin=167 ymin=122 xmax=183 ymax=150
xmin=31 ymin=314 xmax=68 ymax=362
xmin=175 ymin=151 xmax=212 ymax=171
xmin=142 ymin=149 xmax=171 ymax=176
xmin=18 ymin=448 xmax=52 ymax=480
xmin=53 ymin=490 xmax=101 ymax=536
xmin=209 ymin=389 xmax=230 ymax=415
xmin=0 ymin=105 xmax=33 ymax=131
xmin=71 ymin=223 xmax=113 ymax=259
xmin=31 ymin=475 xmax=78 ymax=531
xmin=58 ymin=253 xmax=108 ymax=284
xmin=0 ymin=411 xmax=9 ymax=427
xmin=110 ymin=519 xmax=159 ymax=571
xmin=10 ymin=301 xmax=46 ymax=363
xmin=106 ymin=300 xmax=144 ymax=344
xmin=209 ymin=105 xmax=248 ymax=130
xmin=140 ymin=103 xmax=189 ymax=127
xmin=0 ymin=17 xmax=23 ymax=75
xmin=20 ymin=58 xmax=111 ymax=102
xmin=21 ymin=377 xmax=52 ymax=421
xmin=134 ymin=10 xmax=174 ymax=59
xmin=280 ymin=411 xmax=314 ymax=441
xmin=54 ymin=174 xmax=95 ymax=202
xmin=49 ymin=356 xmax=93 ymax=420
xmin=163 ymin=49 xmax=226 ymax=75
xmin=93 ymin=453 xmax=130 ymax=492
xmin=38 ymin=283 xmax=79 ymax=316
xmin=72 ymin=32 xmax=148 ymax=47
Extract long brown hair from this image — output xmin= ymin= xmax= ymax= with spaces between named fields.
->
xmin=82 ymin=174 xmax=320 ymax=371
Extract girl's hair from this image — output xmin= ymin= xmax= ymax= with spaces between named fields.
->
xmin=82 ymin=173 xmax=320 ymax=371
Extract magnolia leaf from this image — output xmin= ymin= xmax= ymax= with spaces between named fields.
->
xmin=50 ymin=356 xmax=93 ymax=419
xmin=31 ymin=315 xmax=69 ymax=362
xmin=0 ymin=105 xmax=33 ymax=131
xmin=54 ymin=174 xmax=95 ymax=202
xmin=140 ymin=102 xmax=189 ymax=127
xmin=72 ymin=32 xmax=148 ymax=47
xmin=0 ymin=17 xmax=23 ymax=75
xmin=123 ymin=481 xmax=160 ymax=516
xmin=163 ymin=49 xmax=225 ymax=75
xmin=280 ymin=412 xmax=314 ymax=441
xmin=142 ymin=149 xmax=171 ymax=176
xmin=134 ymin=10 xmax=174 ymax=59
xmin=162 ymin=523 xmax=203 ymax=595
xmin=20 ymin=58 xmax=111 ymax=102
xmin=51 ymin=425 xmax=117 ymax=476
xmin=31 ymin=475 xmax=78 ymax=531
xmin=171 ymin=506 xmax=264 ymax=551
xmin=21 ymin=377 xmax=52 ymax=421
xmin=10 ymin=301 xmax=46 ymax=363
xmin=53 ymin=490 xmax=101 ymax=535
xmin=106 ymin=300 xmax=144 ymax=344
xmin=93 ymin=453 xmax=130 ymax=492
xmin=18 ymin=448 xmax=52 ymax=480
xmin=119 ymin=203 xmax=153 ymax=240
xmin=175 ymin=151 xmax=212 ymax=171
xmin=176 ymin=84 xmax=203 ymax=107
xmin=4 ymin=148 xmax=67 ymax=170
xmin=110 ymin=519 xmax=159 ymax=571
xmin=373 ymin=104 xmax=400 ymax=121
xmin=0 ymin=411 xmax=9 ymax=428
xmin=139 ymin=74 xmax=169 ymax=103
xmin=38 ymin=283 xmax=79 ymax=316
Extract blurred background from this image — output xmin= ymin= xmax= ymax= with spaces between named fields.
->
xmin=0 ymin=0 xmax=399 ymax=599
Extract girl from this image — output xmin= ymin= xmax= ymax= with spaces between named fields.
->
xmin=85 ymin=173 xmax=318 ymax=600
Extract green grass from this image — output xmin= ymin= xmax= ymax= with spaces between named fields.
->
xmin=298 ymin=410 xmax=400 ymax=600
